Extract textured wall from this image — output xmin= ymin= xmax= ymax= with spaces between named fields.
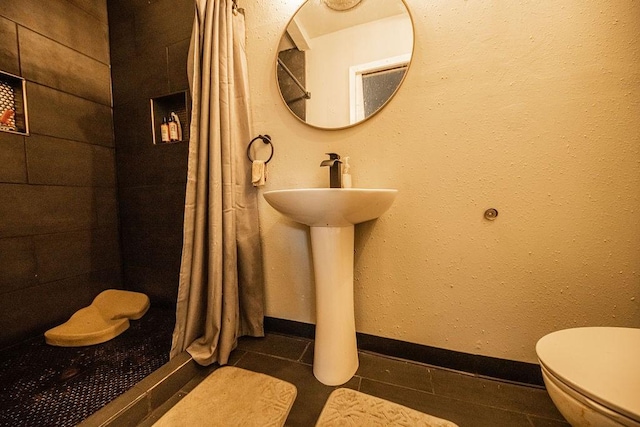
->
xmin=306 ymin=14 xmax=413 ymax=127
xmin=246 ymin=0 xmax=640 ymax=363
xmin=0 ymin=1 xmax=120 ymax=348
xmin=107 ymin=0 xmax=193 ymax=304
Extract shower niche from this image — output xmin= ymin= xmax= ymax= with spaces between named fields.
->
xmin=150 ymin=91 xmax=190 ymax=145
xmin=0 ymin=70 xmax=29 ymax=136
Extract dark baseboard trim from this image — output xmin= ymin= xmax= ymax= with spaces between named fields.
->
xmin=264 ymin=316 xmax=544 ymax=387
xmin=265 ymin=316 xmax=316 ymax=339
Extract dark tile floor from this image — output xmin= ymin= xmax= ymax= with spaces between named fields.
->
xmin=0 ymin=306 xmax=174 ymax=427
xmin=145 ymin=332 xmax=570 ymax=427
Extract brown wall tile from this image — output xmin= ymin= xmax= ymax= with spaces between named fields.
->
xmin=26 ymin=135 xmax=116 ymax=187
xmin=0 ymin=184 xmax=96 ymax=238
xmin=119 ymin=183 xmax=186 ymax=228
xmin=0 ymin=17 xmax=19 ymax=75
xmin=65 ymin=0 xmax=109 ymax=24
xmin=0 ymin=0 xmax=110 ymax=64
xmin=168 ymin=38 xmax=190 ymax=93
xmin=95 ymin=187 xmax=120 ymax=227
xmin=124 ymin=266 xmax=179 ymax=305
xmin=34 ymin=228 xmax=121 ymax=283
xmin=109 ymin=0 xmax=193 ymax=303
xmin=133 ymin=0 xmax=193 ymax=52
xmin=112 ymin=102 xmax=144 ymax=148
xmin=108 ymin=12 xmax=136 ymax=66
xmin=27 ymin=83 xmax=114 ymax=146
xmin=19 ymin=27 xmax=112 ymax=106
xmin=0 ymin=236 xmax=37 ymax=292
xmin=111 ymin=47 xmax=169 ymax=106
xmin=0 ymin=132 xmax=27 ymax=183
xmin=116 ymin=144 xmax=188 ymax=187
xmin=0 ymin=0 xmax=120 ymax=348
xmin=121 ymin=224 xmax=182 ymax=273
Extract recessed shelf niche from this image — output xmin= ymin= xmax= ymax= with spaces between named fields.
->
xmin=150 ymin=91 xmax=190 ymax=145
xmin=0 ymin=70 xmax=29 ymax=136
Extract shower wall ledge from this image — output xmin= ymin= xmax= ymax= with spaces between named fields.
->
xmin=79 ymin=352 xmax=198 ymax=427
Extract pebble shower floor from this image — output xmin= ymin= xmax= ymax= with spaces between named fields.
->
xmin=0 ymin=306 xmax=175 ymax=426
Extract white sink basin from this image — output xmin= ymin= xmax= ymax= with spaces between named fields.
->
xmin=263 ymin=187 xmax=397 ymax=386
xmin=263 ymin=188 xmax=398 ymax=227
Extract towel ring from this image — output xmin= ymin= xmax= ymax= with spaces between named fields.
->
xmin=247 ymin=134 xmax=274 ymax=164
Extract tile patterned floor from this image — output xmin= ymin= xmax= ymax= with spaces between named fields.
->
xmin=144 ymin=332 xmax=569 ymax=427
xmin=0 ymin=307 xmax=174 ymax=427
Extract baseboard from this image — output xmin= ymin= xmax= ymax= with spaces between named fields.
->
xmin=264 ymin=317 xmax=544 ymax=387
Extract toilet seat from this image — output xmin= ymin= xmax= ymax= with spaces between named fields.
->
xmin=536 ymin=327 xmax=640 ymax=424
xmin=45 ymin=289 xmax=150 ymax=347
xmin=541 ymin=364 xmax=640 ymax=427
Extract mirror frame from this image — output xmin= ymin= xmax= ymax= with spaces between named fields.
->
xmin=275 ymin=0 xmax=416 ymax=131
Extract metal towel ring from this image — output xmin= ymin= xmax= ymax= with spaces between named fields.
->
xmin=246 ymin=134 xmax=274 ymax=164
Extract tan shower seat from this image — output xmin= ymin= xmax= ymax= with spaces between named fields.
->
xmin=44 ymin=289 xmax=150 ymax=347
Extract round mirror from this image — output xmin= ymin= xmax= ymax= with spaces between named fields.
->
xmin=276 ymin=0 xmax=415 ymax=130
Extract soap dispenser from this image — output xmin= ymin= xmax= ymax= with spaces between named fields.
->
xmin=168 ymin=114 xmax=179 ymax=141
xmin=170 ymin=112 xmax=182 ymax=141
xmin=342 ymin=156 xmax=352 ymax=188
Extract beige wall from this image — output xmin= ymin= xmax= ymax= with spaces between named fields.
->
xmin=307 ymin=14 xmax=413 ymax=126
xmin=245 ymin=0 xmax=640 ymax=363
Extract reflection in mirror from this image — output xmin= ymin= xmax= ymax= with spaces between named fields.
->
xmin=276 ymin=0 xmax=414 ymax=130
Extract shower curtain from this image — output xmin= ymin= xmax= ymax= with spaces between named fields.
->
xmin=170 ymin=0 xmax=265 ymax=366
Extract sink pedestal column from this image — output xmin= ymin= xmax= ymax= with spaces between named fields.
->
xmin=309 ymin=225 xmax=359 ymax=386
xmin=262 ymin=188 xmax=398 ymax=385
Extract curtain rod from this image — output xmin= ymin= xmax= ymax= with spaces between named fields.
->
xmin=277 ymin=58 xmax=311 ymax=100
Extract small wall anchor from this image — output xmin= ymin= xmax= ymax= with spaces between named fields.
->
xmin=484 ymin=208 xmax=498 ymax=221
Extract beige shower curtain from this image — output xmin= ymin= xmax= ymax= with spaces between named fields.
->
xmin=170 ymin=0 xmax=265 ymax=366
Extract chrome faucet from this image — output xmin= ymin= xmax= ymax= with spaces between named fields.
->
xmin=320 ymin=153 xmax=342 ymax=188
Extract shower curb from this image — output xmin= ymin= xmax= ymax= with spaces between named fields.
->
xmin=78 ymin=352 xmax=198 ymax=427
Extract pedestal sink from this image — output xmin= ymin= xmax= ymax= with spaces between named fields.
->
xmin=263 ymin=188 xmax=397 ymax=385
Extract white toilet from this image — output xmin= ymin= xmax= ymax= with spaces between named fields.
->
xmin=536 ymin=327 xmax=640 ymax=427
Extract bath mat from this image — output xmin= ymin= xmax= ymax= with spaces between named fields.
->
xmin=153 ymin=366 xmax=297 ymax=427
xmin=316 ymin=388 xmax=459 ymax=427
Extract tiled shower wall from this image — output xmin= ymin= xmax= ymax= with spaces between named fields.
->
xmin=108 ymin=0 xmax=193 ymax=304
xmin=0 ymin=1 xmax=121 ymax=348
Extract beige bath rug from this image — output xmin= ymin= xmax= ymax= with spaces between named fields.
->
xmin=316 ymin=388 xmax=459 ymax=427
xmin=153 ymin=366 xmax=296 ymax=427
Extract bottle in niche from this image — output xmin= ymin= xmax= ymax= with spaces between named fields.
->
xmin=160 ymin=117 xmax=170 ymax=143
xmin=168 ymin=114 xmax=179 ymax=141
xmin=170 ymin=112 xmax=182 ymax=141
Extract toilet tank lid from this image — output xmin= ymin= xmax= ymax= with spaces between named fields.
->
xmin=536 ymin=327 xmax=640 ymax=422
